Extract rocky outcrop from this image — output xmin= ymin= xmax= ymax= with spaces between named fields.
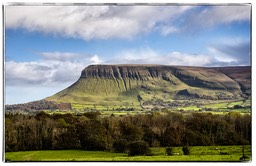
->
xmin=80 ymin=64 xmax=172 ymax=80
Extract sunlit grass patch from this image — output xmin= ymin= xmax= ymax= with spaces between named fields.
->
xmin=5 ymin=145 xmax=251 ymax=162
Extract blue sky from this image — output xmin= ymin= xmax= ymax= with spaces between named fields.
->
xmin=5 ymin=4 xmax=251 ymax=104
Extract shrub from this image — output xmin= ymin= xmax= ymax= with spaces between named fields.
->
xmin=83 ymin=137 xmax=106 ymax=151
xmin=127 ymin=141 xmax=151 ymax=156
xmin=166 ymin=147 xmax=173 ymax=156
xmin=113 ymin=139 xmax=128 ymax=153
xmin=182 ymin=145 xmax=190 ymax=155
xmin=234 ymin=105 xmax=243 ymax=109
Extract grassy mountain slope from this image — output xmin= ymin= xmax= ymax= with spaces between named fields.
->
xmin=46 ymin=65 xmax=250 ymax=109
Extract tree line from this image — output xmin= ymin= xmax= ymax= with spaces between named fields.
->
xmin=5 ymin=111 xmax=251 ymax=153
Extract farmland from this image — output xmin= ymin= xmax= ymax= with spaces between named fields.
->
xmin=64 ymin=98 xmax=251 ymax=113
xmin=38 ymin=99 xmax=250 ymax=116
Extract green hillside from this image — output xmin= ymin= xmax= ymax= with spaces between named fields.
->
xmin=46 ymin=65 xmax=251 ymax=109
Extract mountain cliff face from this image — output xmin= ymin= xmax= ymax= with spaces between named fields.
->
xmin=81 ymin=65 xmax=173 ymax=80
xmin=80 ymin=65 xmax=250 ymax=90
xmin=47 ymin=65 xmax=251 ymax=108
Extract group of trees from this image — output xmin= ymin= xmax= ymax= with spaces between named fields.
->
xmin=5 ymin=111 xmax=251 ymax=155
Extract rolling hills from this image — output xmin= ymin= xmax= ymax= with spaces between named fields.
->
xmin=45 ymin=65 xmax=251 ymax=109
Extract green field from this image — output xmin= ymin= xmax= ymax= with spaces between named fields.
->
xmin=5 ymin=145 xmax=251 ymax=162
xmin=41 ymin=99 xmax=251 ymax=116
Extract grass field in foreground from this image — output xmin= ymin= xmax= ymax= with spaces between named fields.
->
xmin=5 ymin=146 xmax=251 ymax=162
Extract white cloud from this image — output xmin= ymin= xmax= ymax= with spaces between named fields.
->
xmin=109 ymin=47 xmax=228 ymax=67
xmin=205 ymin=6 xmax=250 ymax=24
xmin=5 ymin=5 xmax=193 ymax=40
xmin=5 ymin=52 xmax=105 ymax=86
xmin=159 ymin=25 xmax=179 ymax=36
xmin=166 ymin=52 xmax=214 ymax=66
xmin=6 ymin=61 xmax=53 ymax=85
xmin=5 ymin=5 xmax=250 ymax=40
xmin=90 ymin=55 xmax=103 ymax=64
xmin=182 ymin=5 xmax=251 ymax=32
xmin=207 ymin=47 xmax=237 ymax=64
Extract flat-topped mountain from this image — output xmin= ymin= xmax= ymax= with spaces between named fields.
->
xmin=46 ymin=64 xmax=251 ymax=109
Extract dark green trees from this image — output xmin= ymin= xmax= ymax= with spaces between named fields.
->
xmin=77 ymin=119 xmax=107 ymax=151
xmin=5 ymin=111 xmax=251 ymax=153
xmin=113 ymin=139 xmax=128 ymax=153
xmin=127 ymin=141 xmax=151 ymax=156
